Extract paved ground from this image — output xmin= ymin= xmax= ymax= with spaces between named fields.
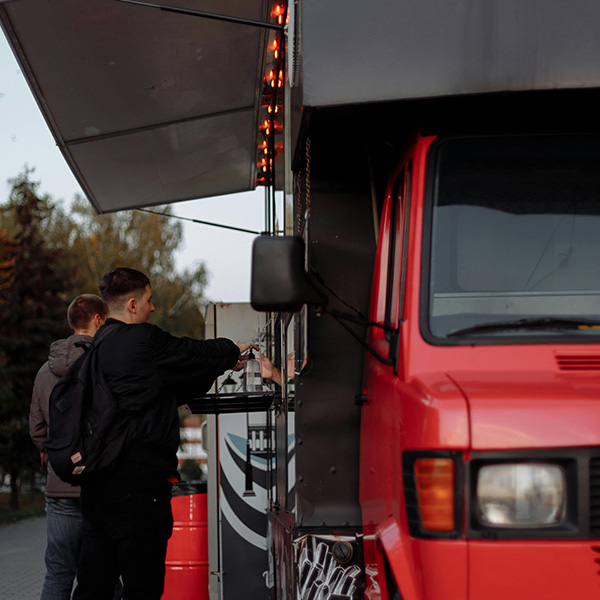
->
xmin=0 ymin=516 xmax=47 ymax=600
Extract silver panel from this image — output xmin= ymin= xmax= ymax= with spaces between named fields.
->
xmin=302 ymin=0 xmax=600 ymax=107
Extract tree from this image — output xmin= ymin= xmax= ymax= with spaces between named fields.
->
xmin=53 ymin=196 xmax=208 ymax=338
xmin=0 ymin=169 xmax=72 ymax=508
xmin=0 ymin=229 xmax=16 ymax=294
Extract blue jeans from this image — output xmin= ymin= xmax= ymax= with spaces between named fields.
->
xmin=41 ymin=497 xmax=82 ymax=600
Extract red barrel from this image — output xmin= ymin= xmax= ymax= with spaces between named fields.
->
xmin=162 ymin=485 xmax=208 ymax=600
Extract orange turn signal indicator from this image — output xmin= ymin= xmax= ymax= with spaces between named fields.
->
xmin=414 ymin=458 xmax=455 ymax=532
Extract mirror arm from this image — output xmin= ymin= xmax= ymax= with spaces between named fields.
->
xmin=320 ymin=307 xmax=401 ymax=334
xmin=322 ymin=309 xmax=398 ymax=366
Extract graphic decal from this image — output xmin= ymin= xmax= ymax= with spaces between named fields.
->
xmin=364 ymin=564 xmax=381 ymax=600
xmin=296 ymin=535 xmax=363 ymax=600
xmin=219 ymin=423 xmax=295 ymax=551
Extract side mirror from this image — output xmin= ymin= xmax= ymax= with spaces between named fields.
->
xmin=250 ymin=236 xmax=327 ymax=312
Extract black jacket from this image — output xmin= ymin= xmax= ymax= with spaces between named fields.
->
xmin=91 ymin=318 xmax=238 ymax=492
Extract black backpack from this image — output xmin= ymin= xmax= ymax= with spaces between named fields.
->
xmin=44 ymin=327 xmax=132 ymax=485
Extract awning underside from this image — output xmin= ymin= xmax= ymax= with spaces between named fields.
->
xmin=0 ymin=0 xmax=270 ymax=212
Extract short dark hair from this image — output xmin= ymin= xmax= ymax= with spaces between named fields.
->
xmin=67 ymin=294 xmax=107 ymax=331
xmin=98 ymin=267 xmax=151 ymax=307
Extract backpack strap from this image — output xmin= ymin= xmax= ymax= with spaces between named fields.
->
xmin=74 ymin=341 xmax=93 ymax=353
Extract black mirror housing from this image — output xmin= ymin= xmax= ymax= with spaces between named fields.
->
xmin=250 ymin=236 xmax=327 ymax=312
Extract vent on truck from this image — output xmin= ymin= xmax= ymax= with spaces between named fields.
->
xmin=591 ymin=457 xmax=600 ymax=537
xmin=555 ymin=354 xmax=600 ymax=371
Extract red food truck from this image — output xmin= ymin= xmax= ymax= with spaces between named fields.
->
xmin=3 ymin=1 xmax=600 ymax=598
xmin=251 ymin=103 xmax=600 ymax=599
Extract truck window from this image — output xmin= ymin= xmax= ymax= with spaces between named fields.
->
xmin=385 ymin=165 xmax=412 ymax=332
xmin=424 ymin=135 xmax=600 ymax=343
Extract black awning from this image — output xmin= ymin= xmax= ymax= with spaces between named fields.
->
xmin=0 ymin=0 xmax=272 ymax=212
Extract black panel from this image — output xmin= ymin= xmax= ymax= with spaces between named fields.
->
xmin=294 ymin=109 xmax=377 ymax=528
xmin=221 ymin=514 xmax=268 ymax=599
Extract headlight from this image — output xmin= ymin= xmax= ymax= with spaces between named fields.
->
xmin=476 ymin=463 xmax=566 ymax=528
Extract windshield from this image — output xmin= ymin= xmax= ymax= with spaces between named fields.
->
xmin=426 ymin=135 xmax=600 ymax=342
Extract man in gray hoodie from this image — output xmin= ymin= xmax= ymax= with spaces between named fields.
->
xmin=29 ymin=294 xmax=107 ymax=600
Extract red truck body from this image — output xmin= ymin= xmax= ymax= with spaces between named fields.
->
xmin=358 ymin=134 xmax=600 ymax=599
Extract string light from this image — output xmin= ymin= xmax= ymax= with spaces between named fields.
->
xmin=271 ymin=3 xmax=284 ymax=23
xmin=256 ymin=5 xmax=287 ymax=185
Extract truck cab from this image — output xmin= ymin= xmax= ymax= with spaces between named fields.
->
xmin=362 ymin=131 xmax=600 ymax=599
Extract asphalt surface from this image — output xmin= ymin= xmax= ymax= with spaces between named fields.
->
xmin=0 ymin=516 xmax=47 ymax=600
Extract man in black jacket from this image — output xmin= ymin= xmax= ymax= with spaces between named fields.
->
xmin=73 ymin=267 xmax=248 ymax=600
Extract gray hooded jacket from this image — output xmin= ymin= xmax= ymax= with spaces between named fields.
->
xmin=29 ymin=334 xmax=92 ymax=497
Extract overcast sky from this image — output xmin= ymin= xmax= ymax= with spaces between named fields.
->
xmin=0 ymin=32 xmax=266 ymax=304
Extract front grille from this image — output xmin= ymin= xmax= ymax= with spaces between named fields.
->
xmin=555 ymin=354 xmax=600 ymax=371
xmin=591 ymin=457 xmax=600 ymax=536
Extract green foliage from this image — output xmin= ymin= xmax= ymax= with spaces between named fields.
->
xmin=48 ymin=195 xmax=207 ymax=337
xmin=0 ymin=170 xmax=70 ymax=418
xmin=65 ymin=195 xmax=183 ymax=290
xmin=0 ymin=417 xmax=41 ymax=510
xmin=0 ymin=169 xmax=71 ymax=508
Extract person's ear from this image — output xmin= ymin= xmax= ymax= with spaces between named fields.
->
xmin=127 ymin=297 xmax=137 ymax=314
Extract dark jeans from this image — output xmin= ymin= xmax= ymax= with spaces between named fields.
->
xmin=41 ymin=497 xmax=82 ymax=600
xmin=72 ymin=488 xmax=173 ymax=600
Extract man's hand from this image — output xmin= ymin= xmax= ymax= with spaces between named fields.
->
xmin=258 ymin=354 xmax=282 ymax=385
xmin=233 ymin=342 xmax=254 ymax=371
